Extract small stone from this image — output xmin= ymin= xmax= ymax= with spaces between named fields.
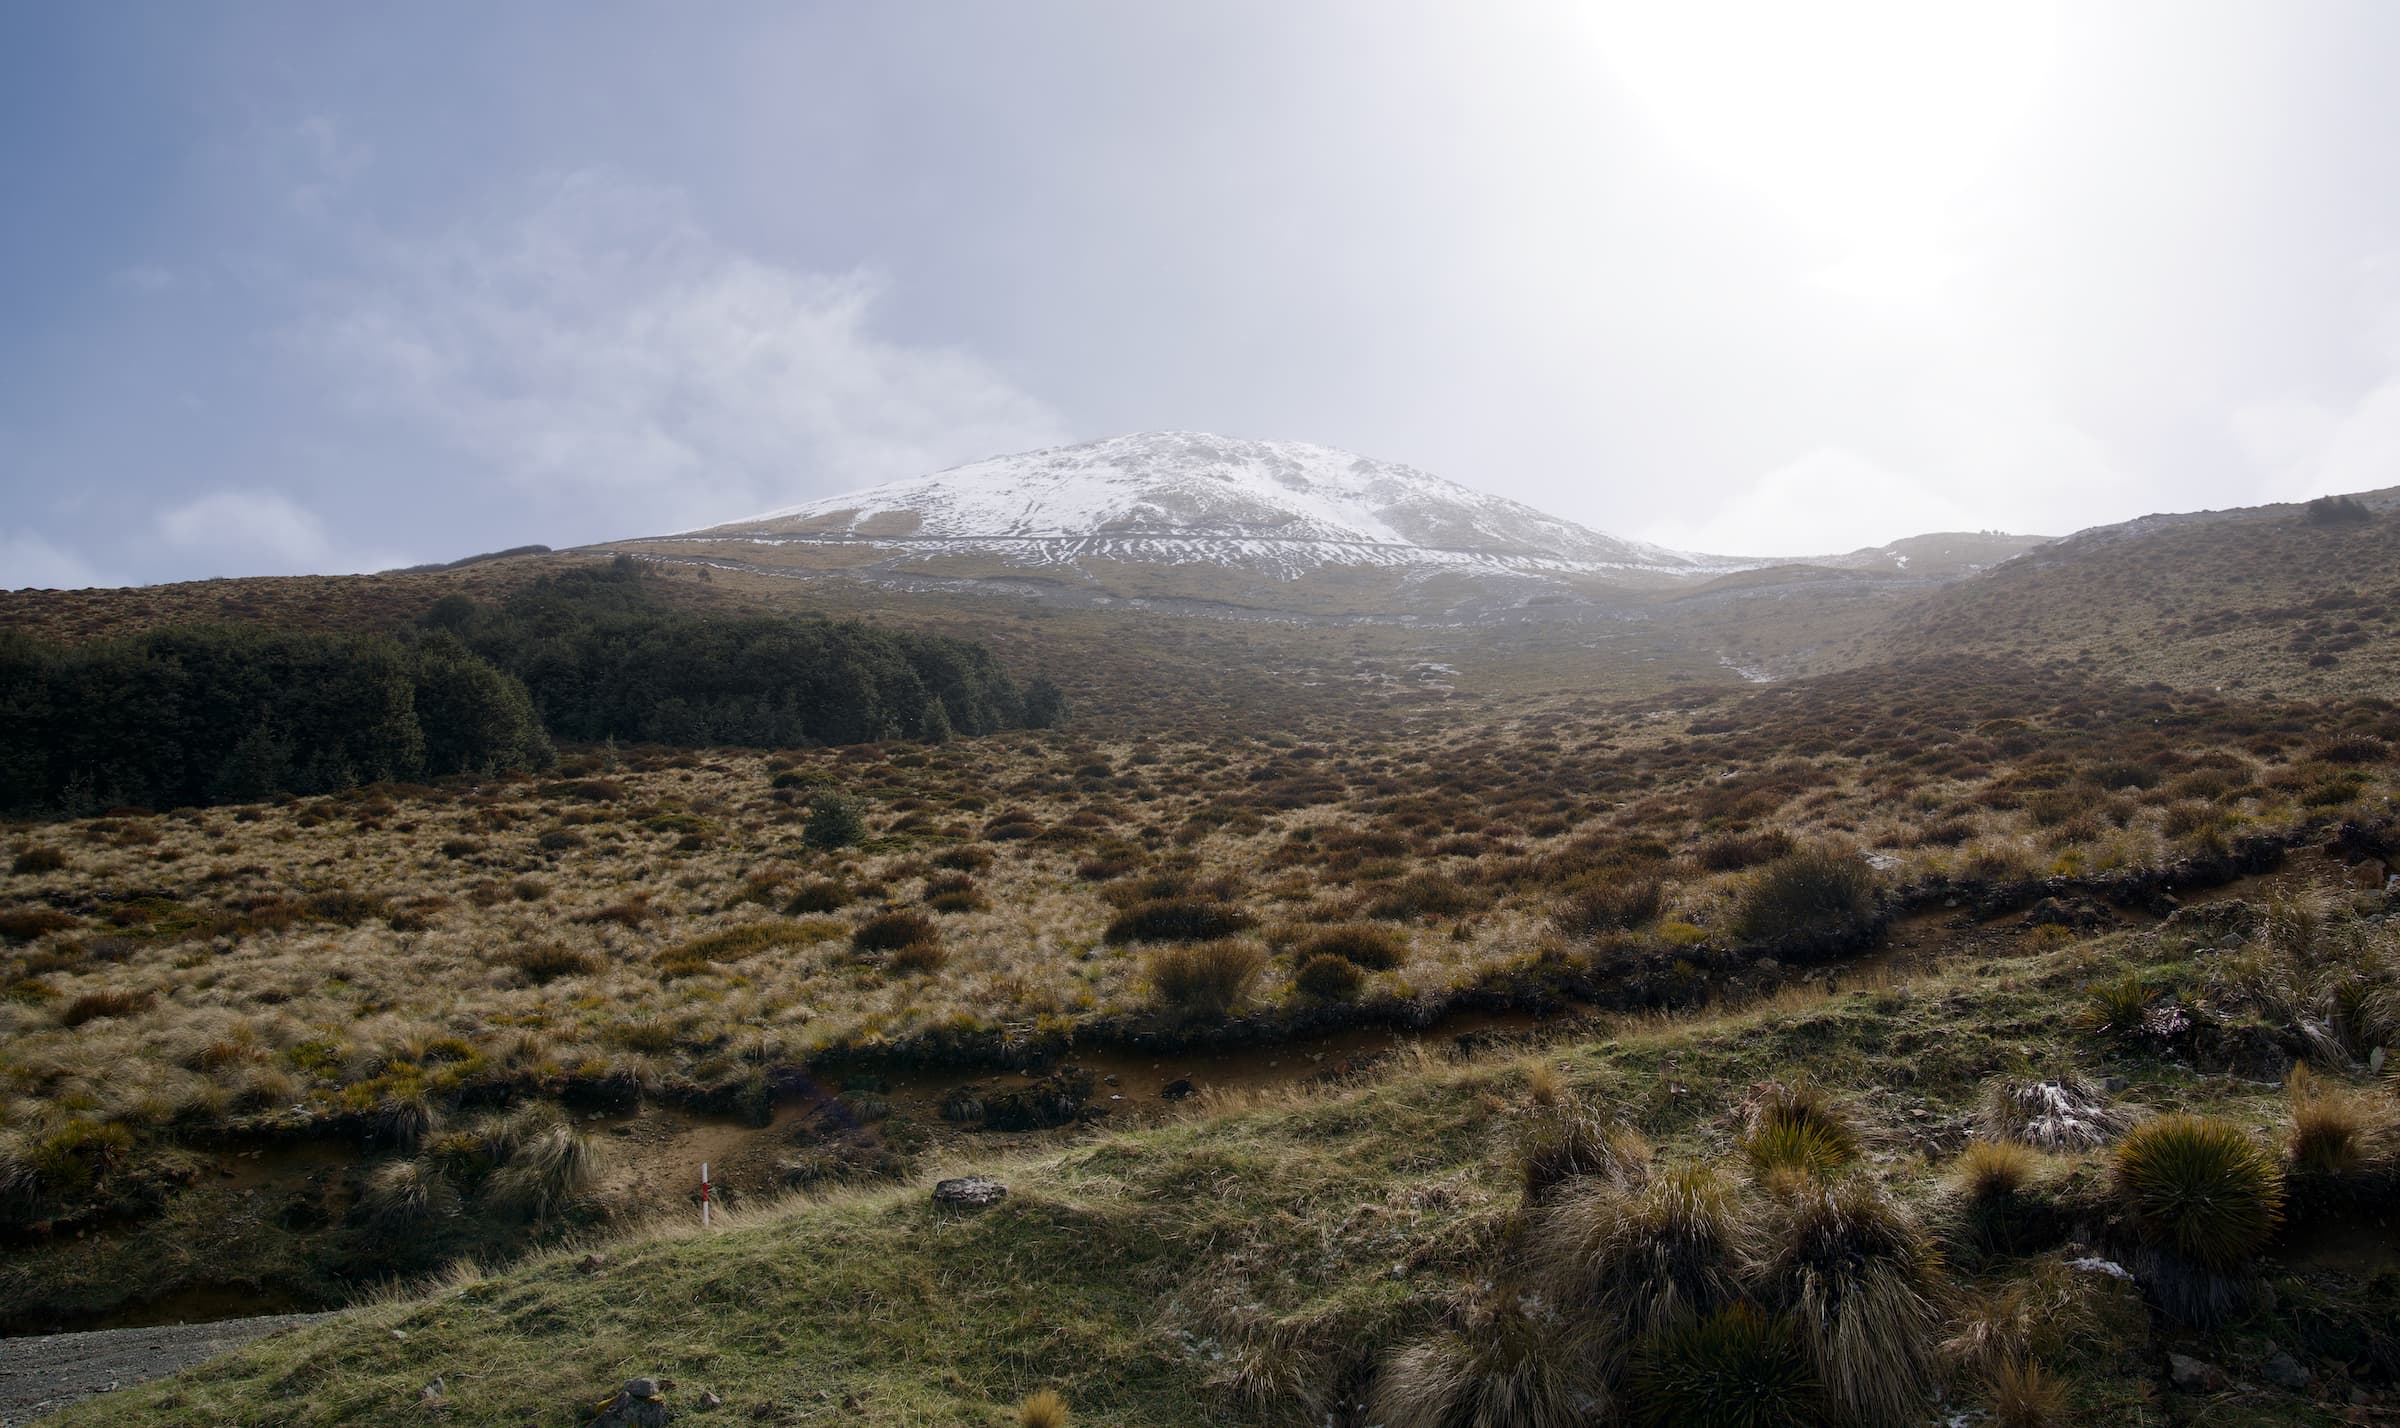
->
xmin=699 ymin=1389 xmax=724 ymax=1410
xmin=391 ymin=1328 xmax=409 ymax=1341
xmin=2261 ymin=1350 xmax=2312 ymax=1391
xmin=1161 ymin=1077 xmax=1195 ymax=1100
xmin=2169 ymin=1353 xmax=2228 ymax=1393
xmin=578 ymin=1253 xmax=610 ymax=1274
xmin=932 ymin=1174 xmax=1009 ymax=1210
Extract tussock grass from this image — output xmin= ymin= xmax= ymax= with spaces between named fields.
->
xmin=1145 ymin=941 xmax=1266 ymax=1017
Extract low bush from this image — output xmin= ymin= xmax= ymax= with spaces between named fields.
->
xmin=1628 ymin=1303 xmax=1822 ymax=1428
xmin=1518 ymin=1112 xmax=1652 ymax=1205
xmin=1984 ymin=1358 xmax=2069 ymax=1428
xmin=1730 ymin=849 xmax=1876 ymax=946
xmin=10 ymin=847 xmax=67 ymax=875
xmin=803 ymin=793 xmax=869 ymax=850
xmin=2285 ymin=1064 xmax=2373 ymax=1179
xmin=485 ymin=1123 xmax=603 ymax=1219
xmin=1693 ymin=829 xmax=1794 ymax=873
xmin=511 ymin=945 xmax=599 ymax=985
xmin=1739 ymin=1083 xmax=1862 ymax=1181
xmin=1297 ymin=923 xmax=1406 ymax=970
xmin=783 ymin=878 xmax=851 ymax=914
xmin=1756 ymin=1182 xmax=1944 ymax=1428
xmin=1292 ymin=952 xmax=1365 ymax=1001
xmin=852 ymin=910 xmax=937 ymax=953
xmin=1553 ymin=878 xmax=1665 ymax=938
xmin=2109 ymin=1113 xmax=2283 ymax=1323
xmin=359 ymin=1158 xmax=460 ymax=1231
xmin=1145 ymin=941 xmax=1265 ymax=1017
xmin=1535 ymin=1162 xmax=1746 ymax=1341
xmin=890 ymin=940 xmax=949 ymax=975
xmin=1364 ymin=871 xmax=1480 ymax=921
xmin=60 ymin=988 xmax=154 ymax=1027
xmin=1104 ymin=898 xmax=1254 ymax=946
xmin=0 ymin=908 xmax=78 ymax=943
xmin=1368 ymin=1298 xmax=1595 ymax=1428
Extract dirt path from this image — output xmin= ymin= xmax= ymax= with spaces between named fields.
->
xmin=0 ymin=1313 xmax=335 ymax=1425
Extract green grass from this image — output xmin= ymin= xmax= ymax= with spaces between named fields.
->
xmin=53 ymin=893 xmax=2394 ymax=1427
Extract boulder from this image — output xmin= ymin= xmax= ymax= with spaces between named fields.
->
xmin=587 ymin=1378 xmax=670 ymax=1428
xmin=2169 ymin=1354 xmax=2228 ymax=1394
xmin=932 ymin=1175 xmax=1008 ymax=1210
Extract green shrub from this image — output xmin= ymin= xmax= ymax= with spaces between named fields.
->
xmin=1739 ymin=1083 xmax=1861 ymax=1181
xmin=1628 ymin=1303 xmax=1823 ymax=1428
xmin=804 ymin=793 xmax=869 ymax=850
xmin=1731 ymin=850 xmax=1876 ymax=945
xmin=1146 ymin=941 xmax=1266 ymax=1017
xmin=1293 ymin=952 xmax=1365 ymax=1001
xmin=1104 ymin=898 xmax=1254 ymax=946
xmin=2109 ymin=1113 xmax=2283 ymax=1322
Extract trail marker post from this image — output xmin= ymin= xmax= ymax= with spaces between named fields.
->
xmin=701 ymin=1162 xmax=711 ymax=1227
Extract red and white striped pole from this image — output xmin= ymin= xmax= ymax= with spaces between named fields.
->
xmin=700 ymin=1163 xmax=711 ymax=1227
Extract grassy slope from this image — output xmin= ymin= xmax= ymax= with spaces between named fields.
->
xmin=55 ymin=886 xmax=2393 ymax=1427
xmin=1861 ymin=506 xmax=2400 ymax=699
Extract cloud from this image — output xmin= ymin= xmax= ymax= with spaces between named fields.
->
xmin=0 ymin=530 xmax=111 ymax=591
xmin=1644 ymin=448 xmax=1985 ymax=557
xmin=152 ymin=489 xmax=387 ymax=576
xmin=296 ymin=170 xmax=1067 ymax=537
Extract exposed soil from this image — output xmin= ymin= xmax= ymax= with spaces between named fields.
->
xmin=0 ymin=1313 xmax=332 ymax=1425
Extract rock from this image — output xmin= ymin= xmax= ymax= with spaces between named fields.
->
xmin=2022 ymin=896 xmax=2112 ymax=932
xmin=2261 ymin=1350 xmax=2312 ymax=1391
xmin=578 ymin=1253 xmax=610 ymax=1274
xmin=586 ymin=1379 xmax=669 ymax=1428
xmin=932 ymin=1174 xmax=1008 ymax=1210
xmin=1160 ymin=1077 xmax=1195 ymax=1100
xmin=698 ymin=1390 xmax=723 ymax=1410
xmin=978 ymin=1067 xmax=1094 ymax=1131
xmin=2169 ymin=1353 xmax=2228 ymax=1393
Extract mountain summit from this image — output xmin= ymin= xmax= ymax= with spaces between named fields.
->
xmin=693 ymin=432 xmax=1712 ymax=578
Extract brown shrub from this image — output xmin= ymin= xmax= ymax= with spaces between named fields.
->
xmin=61 ymin=987 xmax=155 ymax=1027
xmin=1298 ymin=923 xmax=1407 ymax=971
xmin=853 ymin=909 xmax=938 ymax=953
xmin=1146 ymin=941 xmax=1265 ymax=1016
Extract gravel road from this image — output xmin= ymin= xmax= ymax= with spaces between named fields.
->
xmin=0 ymin=1314 xmax=335 ymax=1425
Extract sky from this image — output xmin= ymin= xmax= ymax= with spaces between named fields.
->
xmin=7 ymin=1 xmax=2400 ymax=586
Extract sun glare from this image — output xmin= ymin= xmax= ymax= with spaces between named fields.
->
xmin=1589 ymin=0 xmax=2058 ymax=289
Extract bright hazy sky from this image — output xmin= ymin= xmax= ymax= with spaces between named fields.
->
xmin=7 ymin=2 xmax=2400 ymax=586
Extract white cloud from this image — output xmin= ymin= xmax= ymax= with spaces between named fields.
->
xmin=0 ymin=530 xmax=111 ymax=591
xmin=297 ymin=170 xmax=1067 ymax=537
xmin=2233 ymin=269 xmax=2400 ymax=507
xmin=1644 ymin=447 xmax=1985 ymax=557
xmin=154 ymin=489 xmax=373 ymax=575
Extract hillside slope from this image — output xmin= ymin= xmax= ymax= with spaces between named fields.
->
xmin=1862 ymin=491 xmax=2400 ymax=696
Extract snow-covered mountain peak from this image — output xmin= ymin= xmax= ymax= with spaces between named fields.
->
xmin=701 ymin=431 xmax=1705 ymax=572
